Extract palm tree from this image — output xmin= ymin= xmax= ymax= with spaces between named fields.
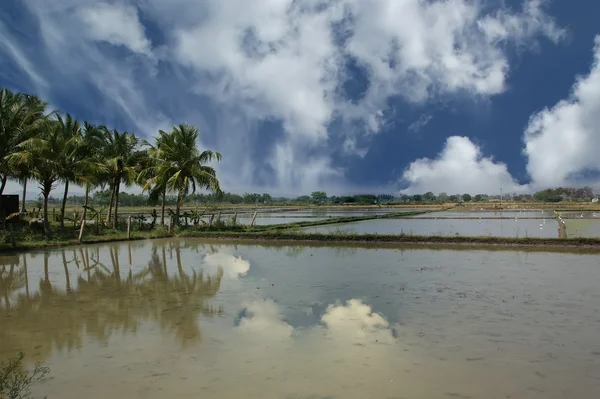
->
xmin=54 ymin=114 xmax=83 ymax=227
xmin=149 ymin=124 xmax=222 ymax=226
xmin=7 ymin=119 xmax=65 ymax=229
xmin=101 ymin=128 xmax=144 ymax=229
xmin=78 ymin=122 xmax=107 ymax=230
xmin=0 ymin=88 xmax=48 ymax=195
xmin=138 ymin=130 xmax=171 ymax=226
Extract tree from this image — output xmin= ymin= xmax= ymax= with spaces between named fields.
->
xmin=534 ymin=189 xmax=562 ymax=203
xmin=102 ymin=128 xmax=145 ymax=229
xmin=310 ymin=191 xmax=327 ymax=203
xmin=462 ymin=193 xmax=472 ymax=202
xmin=8 ymin=119 xmax=65 ymax=229
xmin=138 ymin=130 xmax=171 ymax=226
xmin=437 ymin=192 xmax=448 ymax=203
xmin=0 ymin=89 xmax=48 ymax=197
xmin=149 ymin=124 xmax=222 ymax=226
xmin=423 ymin=192 xmax=435 ymax=202
xmin=77 ymin=122 xmax=107 ymax=232
xmin=412 ymin=194 xmax=422 ymax=202
xmin=54 ymin=114 xmax=83 ymax=227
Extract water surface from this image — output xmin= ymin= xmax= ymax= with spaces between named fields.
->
xmin=300 ymin=218 xmax=559 ymax=238
xmin=1 ymin=239 xmax=599 ymax=399
xmin=564 ymin=219 xmax=600 ymax=238
xmin=413 ymin=210 xmax=553 ymax=219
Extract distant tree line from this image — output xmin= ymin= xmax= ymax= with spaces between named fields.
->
xmin=46 ymin=186 xmax=598 ymax=208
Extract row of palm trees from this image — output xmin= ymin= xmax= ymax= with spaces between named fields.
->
xmin=0 ymin=87 xmax=223 ymax=230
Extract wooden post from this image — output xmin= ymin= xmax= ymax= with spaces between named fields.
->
xmin=78 ymin=217 xmax=86 ymax=243
xmin=127 ymin=216 xmax=132 ymax=239
xmin=9 ymin=224 xmax=16 ymax=248
xmin=216 ymin=212 xmax=221 ymax=223
xmin=208 ymin=214 xmax=214 ymax=227
xmin=250 ymin=211 xmax=258 ymax=226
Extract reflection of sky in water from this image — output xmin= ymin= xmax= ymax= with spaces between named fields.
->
xmin=564 ymin=219 xmax=600 ymax=238
xmin=413 ymin=210 xmax=554 ymax=218
xmin=2 ymin=240 xmax=600 ymax=399
xmin=300 ymin=218 xmax=560 ymax=238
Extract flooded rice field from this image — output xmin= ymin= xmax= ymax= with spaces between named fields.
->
xmin=300 ymin=218 xmax=560 ymax=238
xmin=1 ymin=239 xmax=599 ymax=398
xmin=411 ymin=210 xmax=554 ymax=219
xmin=564 ymin=219 xmax=600 ymax=238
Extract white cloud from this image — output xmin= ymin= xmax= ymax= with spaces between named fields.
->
xmin=523 ymin=35 xmax=600 ymax=188
xmin=3 ymin=0 xmax=564 ymax=194
xmin=76 ymin=3 xmax=152 ymax=55
xmin=401 ymin=136 xmax=524 ymax=194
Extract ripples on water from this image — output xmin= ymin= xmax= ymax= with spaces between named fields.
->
xmin=1 ymin=239 xmax=599 ymax=399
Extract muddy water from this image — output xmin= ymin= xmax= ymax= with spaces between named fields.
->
xmin=1 ymin=239 xmax=599 ymax=399
xmin=300 ymin=218 xmax=560 ymax=238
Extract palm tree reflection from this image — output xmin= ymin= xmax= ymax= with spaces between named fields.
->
xmin=0 ymin=241 xmax=223 ymax=361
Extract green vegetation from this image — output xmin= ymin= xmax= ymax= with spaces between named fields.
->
xmin=0 ymin=87 xmax=222 ymax=237
xmin=0 ymin=353 xmax=49 ymax=399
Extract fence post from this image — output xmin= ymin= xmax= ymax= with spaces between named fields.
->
xmin=78 ymin=218 xmax=86 ymax=243
xmin=208 ymin=214 xmax=214 ymax=227
xmin=250 ymin=211 xmax=257 ymax=226
xmin=127 ymin=216 xmax=132 ymax=239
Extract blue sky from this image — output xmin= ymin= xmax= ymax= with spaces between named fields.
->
xmin=1 ymin=0 xmax=599 ymax=197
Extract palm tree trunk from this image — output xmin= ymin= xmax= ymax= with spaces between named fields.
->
xmin=43 ymin=191 xmax=50 ymax=231
xmin=21 ymin=179 xmax=27 ymax=213
xmin=175 ymin=191 xmax=183 ymax=227
xmin=113 ymin=179 xmax=121 ymax=229
xmin=161 ymin=186 xmax=166 ymax=226
xmin=60 ymin=180 xmax=69 ymax=228
xmin=105 ymin=184 xmax=115 ymax=225
xmin=80 ymin=184 xmax=90 ymax=225
xmin=0 ymin=175 xmax=7 ymax=195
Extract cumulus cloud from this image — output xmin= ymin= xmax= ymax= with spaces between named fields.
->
xmin=76 ymin=3 xmax=152 ymax=55
xmin=1 ymin=0 xmax=564 ymax=193
xmin=523 ymin=35 xmax=600 ymax=188
xmin=401 ymin=136 xmax=524 ymax=194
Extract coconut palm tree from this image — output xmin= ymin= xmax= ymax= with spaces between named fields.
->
xmin=101 ymin=128 xmax=145 ymax=229
xmin=78 ymin=122 xmax=107 ymax=230
xmin=146 ymin=124 xmax=222 ymax=227
xmin=0 ymin=88 xmax=48 ymax=195
xmin=7 ymin=119 xmax=65 ymax=229
xmin=54 ymin=114 xmax=84 ymax=227
xmin=138 ymin=130 xmax=171 ymax=225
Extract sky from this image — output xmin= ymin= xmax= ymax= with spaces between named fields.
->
xmin=1 ymin=0 xmax=599 ymax=198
